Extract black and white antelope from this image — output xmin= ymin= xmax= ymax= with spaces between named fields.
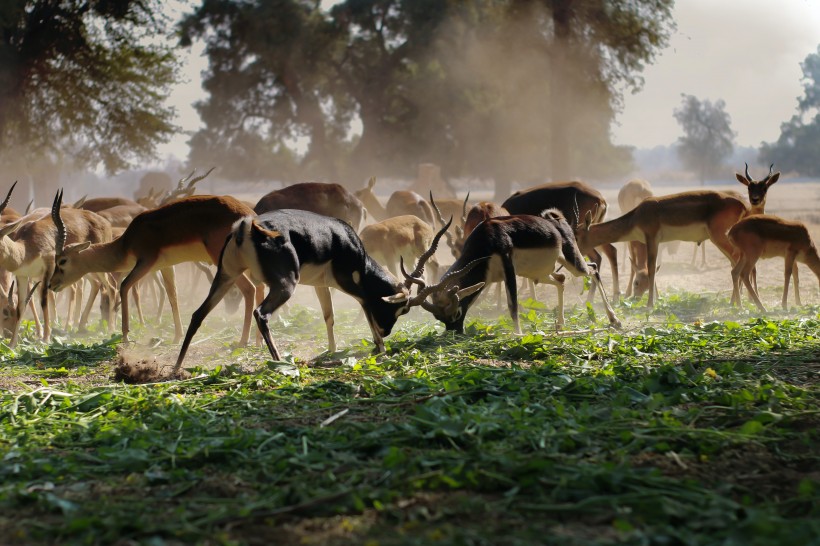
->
xmin=411 ymin=209 xmax=621 ymax=334
xmin=175 ymin=209 xmax=478 ymax=370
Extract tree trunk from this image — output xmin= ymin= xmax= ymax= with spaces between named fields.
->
xmin=550 ymin=1 xmax=573 ymax=180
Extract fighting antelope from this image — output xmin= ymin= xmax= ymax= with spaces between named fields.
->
xmin=736 ymin=163 xmax=780 ymax=215
xmin=0 ymin=190 xmax=113 ymax=345
xmin=355 ymin=177 xmax=435 ymax=225
xmin=49 ymin=194 xmax=258 ymax=345
xmin=254 ymin=182 xmax=366 ymax=230
xmin=501 ymin=181 xmax=620 ymax=299
xmin=728 ymin=215 xmax=819 ymax=311
xmin=414 ymin=209 xmax=621 ymax=334
xmin=575 ymin=190 xmax=749 ymax=308
xmin=359 ymin=215 xmax=441 ymax=283
xmin=175 ymin=209 xmax=471 ymax=370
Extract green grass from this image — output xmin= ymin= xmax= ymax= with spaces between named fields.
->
xmin=0 ymin=291 xmax=818 ymax=545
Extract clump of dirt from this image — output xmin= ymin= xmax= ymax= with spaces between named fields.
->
xmin=112 ymin=347 xmax=188 ymax=383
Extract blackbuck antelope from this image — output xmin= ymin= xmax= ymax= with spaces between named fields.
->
xmin=254 ymin=182 xmax=366 ymax=231
xmin=736 ymin=163 xmax=780 ymax=214
xmin=575 ymin=190 xmax=749 ymax=308
xmin=175 ymin=209 xmax=473 ymax=370
xmin=355 ymin=177 xmax=435 ymax=225
xmin=414 ymin=209 xmax=621 ymax=334
xmin=0 ymin=190 xmax=114 ymax=345
xmin=49 ymin=194 xmax=258 ymax=345
xmin=501 ymin=181 xmax=620 ymax=299
xmin=728 ymin=215 xmax=819 ymax=311
xmin=359 ymin=215 xmax=441 ymax=283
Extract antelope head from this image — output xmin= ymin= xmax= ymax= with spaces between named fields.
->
xmin=50 ymin=189 xmax=91 ymax=293
xmin=160 ymin=167 xmax=215 ymax=205
xmin=736 ymin=163 xmax=780 ymax=211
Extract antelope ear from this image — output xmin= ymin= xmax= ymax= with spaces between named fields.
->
xmin=382 ymin=292 xmax=409 ymax=304
xmin=456 ymin=282 xmax=485 ymax=299
xmin=64 ymin=241 xmax=91 ymax=254
xmin=766 ymin=172 xmax=780 ymax=186
xmin=583 ymin=210 xmax=593 ymax=230
xmin=735 ymin=173 xmax=750 ymax=186
xmin=0 ymin=219 xmax=23 ymax=238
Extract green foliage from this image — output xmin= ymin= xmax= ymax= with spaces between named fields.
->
xmin=759 ymin=45 xmax=820 ymax=177
xmin=674 ymin=94 xmax=736 ymax=183
xmin=0 ymin=0 xmax=178 ymax=173
xmin=0 ymin=295 xmax=817 ymax=544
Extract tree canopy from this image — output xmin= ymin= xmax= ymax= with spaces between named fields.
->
xmin=759 ymin=45 xmax=820 ymax=177
xmin=0 ymin=1 xmax=178 ymax=175
xmin=673 ymin=94 xmax=735 ymax=184
xmin=180 ymin=0 xmax=674 ymax=188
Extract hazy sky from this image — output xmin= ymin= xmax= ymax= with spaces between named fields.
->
xmin=157 ymin=0 xmax=820 ymax=162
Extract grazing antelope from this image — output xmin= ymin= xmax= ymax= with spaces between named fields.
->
xmin=415 ymin=209 xmax=621 ymax=334
xmin=359 ymin=215 xmax=441 ymax=283
xmin=175 ymin=209 xmax=469 ymax=370
xmin=501 ymin=180 xmax=620 ymax=299
xmin=355 ymin=177 xmax=436 ymax=225
xmin=575 ymin=190 xmax=749 ymax=308
xmin=49 ymin=194 xmax=258 ymax=346
xmin=728 ymin=215 xmax=819 ymax=311
xmin=736 ymin=163 xmax=780 ymax=215
xmin=618 ymin=179 xmax=654 ymax=298
xmin=0 ymin=190 xmax=114 ymax=345
xmin=254 ymin=182 xmax=366 ymax=230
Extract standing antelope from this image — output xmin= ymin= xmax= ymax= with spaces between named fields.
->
xmin=728 ymin=215 xmax=818 ymax=311
xmin=49 ymin=194 xmax=258 ymax=346
xmin=736 ymin=163 xmax=780 ymax=215
xmin=574 ymin=190 xmax=749 ymax=308
xmin=254 ymin=182 xmax=366 ymax=230
xmin=414 ymin=209 xmax=621 ymax=334
xmin=355 ymin=177 xmax=436 ymax=225
xmin=501 ymin=181 xmax=620 ymax=299
xmin=618 ymin=179 xmax=654 ymax=298
xmin=175 ymin=210 xmax=467 ymax=370
xmin=0 ymin=190 xmax=113 ymax=345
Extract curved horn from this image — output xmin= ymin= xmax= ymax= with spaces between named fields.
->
xmin=25 ymin=199 xmax=33 ymax=214
xmin=400 ymin=256 xmax=426 ymax=288
xmin=405 ymin=212 xmax=452 ymax=287
xmin=186 ymin=166 xmax=215 ymax=189
xmin=52 ymin=189 xmax=67 ymax=256
xmin=744 ymin=162 xmax=751 ymax=181
xmin=428 ymin=191 xmax=456 ymax=250
xmin=461 ymin=191 xmax=471 ymax=223
xmin=407 ymin=256 xmax=490 ymax=306
xmin=762 ymin=163 xmax=775 ymax=182
xmin=0 ymin=181 xmax=18 ymax=216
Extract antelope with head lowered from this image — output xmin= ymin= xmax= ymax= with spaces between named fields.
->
xmin=359 ymin=215 xmax=442 ymax=284
xmin=728 ymin=215 xmax=820 ymax=311
xmin=412 ymin=209 xmax=621 ymax=334
xmin=355 ymin=177 xmax=436 ymax=225
xmin=49 ymin=183 xmax=258 ymax=346
xmin=575 ymin=190 xmax=750 ymax=308
xmin=175 ymin=209 xmax=478 ymax=370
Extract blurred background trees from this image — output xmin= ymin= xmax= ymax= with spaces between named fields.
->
xmin=759 ymin=46 xmax=820 ymax=177
xmin=180 ymin=0 xmax=675 ymax=192
xmin=673 ymin=94 xmax=735 ymax=185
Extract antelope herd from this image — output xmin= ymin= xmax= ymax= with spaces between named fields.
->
xmin=0 ymin=162 xmax=817 ymax=370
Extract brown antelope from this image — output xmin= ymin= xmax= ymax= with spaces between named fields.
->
xmin=617 ymin=179 xmax=654 ymax=298
xmin=414 ymin=209 xmax=621 ymax=334
xmin=501 ymin=181 xmax=620 ymax=299
xmin=728 ymin=215 xmax=818 ymax=311
xmin=0 ymin=190 xmax=114 ymax=345
xmin=94 ymin=204 xmax=149 ymax=228
xmin=79 ymin=197 xmax=141 ymax=213
xmin=430 ymin=192 xmax=506 ymax=260
xmin=736 ymin=163 xmax=780 ymax=215
xmin=254 ymin=182 xmax=366 ymax=230
xmin=575 ymin=190 xmax=750 ymax=308
xmin=49 ymin=194 xmax=258 ymax=346
xmin=359 ymin=215 xmax=441 ymax=283
xmin=175 ymin=209 xmax=473 ymax=370
xmin=355 ymin=177 xmax=435 ymax=225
